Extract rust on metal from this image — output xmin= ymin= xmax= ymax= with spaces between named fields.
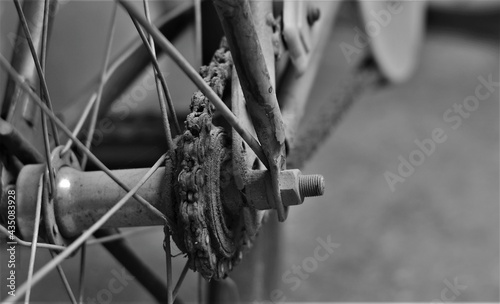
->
xmin=246 ymin=169 xmax=325 ymax=210
xmin=171 ymin=40 xmax=253 ymax=281
xmin=213 ymin=0 xmax=287 ymax=221
xmin=15 ymin=163 xmax=169 ymax=239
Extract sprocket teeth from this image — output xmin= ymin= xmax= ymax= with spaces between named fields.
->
xmin=171 ymin=39 xmax=257 ymax=281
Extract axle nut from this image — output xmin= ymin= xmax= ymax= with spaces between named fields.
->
xmin=279 ymin=170 xmax=325 ymax=207
xmin=246 ymin=169 xmax=325 ymax=209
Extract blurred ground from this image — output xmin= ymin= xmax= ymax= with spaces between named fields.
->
xmin=0 ymin=1 xmax=498 ymax=303
xmin=278 ymin=25 xmax=499 ymax=302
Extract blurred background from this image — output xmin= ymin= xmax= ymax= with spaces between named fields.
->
xmin=0 ymin=0 xmax=498 ymax=302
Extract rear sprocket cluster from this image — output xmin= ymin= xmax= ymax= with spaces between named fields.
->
xmin=169 ymin=39 xmax=256 ymax=280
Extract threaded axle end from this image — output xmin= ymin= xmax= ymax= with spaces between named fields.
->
xmin=299 ymin=175 xmax=325 ymax=197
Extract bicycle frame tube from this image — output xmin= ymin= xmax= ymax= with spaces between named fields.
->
xmin=1 ymin=0 xmax=58 ymax=157
xmin=279 ymin=1 xmax=341 ymax=149
xmin=213 ymin=0 xmax=288 ymax=221
xmin=223 ymin=1 xmax=284 ymax=301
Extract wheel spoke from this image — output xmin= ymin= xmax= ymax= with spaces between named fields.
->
xmin=132 ymin=0 xmax=177 ymax=149
xmin=130 ymin=20 xmax=175 ymax=150
xmin=94 ymin=228 xmax=171 ymax=303
xmin=61 ymin=93 xmax=97 ymax=156
xmin=2 ymin=154 xmax=167 ymax=301
xmin=143 ymin=0 xmax=182 ymax=134
xmin=0 ymin=225 xmax=65 ymax=251
xmin=173 ymin=260 xmax=190 ymax=299
xmin=1 ymin=3 xmax=197 ymax=303
xmin=40 ymin=0 xmax=50 ymax=72
xmin=136 ymin=0 xmax=181 ymax=137
xmin=194 ymin=0 xmax=202 ymax=67
xmin=77 ymin=243 xmax=86 ymax=304
xmin=49 ymin=250 xmax=78 ymax=304
xmin=24 ymin=176 xmax=44 ymax=304
xmin=40 ymin=106 xmax=55 ymax=195
xmin=198 ymin=274 xmax=203 ymax=304
xmin=41 ymin=0 xmax=52 ymax=164
xmin=0 ymin=52 xmax=167 ymax=223
xmin=86 ymin=227 xmax=156 ymax=245
xmin=164 ymin=227 xmax=173 ymax=304
xmin=118 ymin=0 xmax=269 ymax=168
xmin=81 ymin=2 xmax=118 ymax=169
xmin=14 ymin=0 xmax=58 ymax=196
xmin=13 ymin=0 xmax=60 ymax=146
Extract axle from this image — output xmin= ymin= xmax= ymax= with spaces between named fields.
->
xmin=10 ymin=154 xmax=324 ymax=241
xmin=16 ymin=163 xmax=171 ymax=239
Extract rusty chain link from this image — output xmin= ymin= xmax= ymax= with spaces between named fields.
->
xmin=169 ymin=39 xmax=256 ymax=281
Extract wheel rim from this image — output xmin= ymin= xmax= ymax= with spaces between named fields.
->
xmin=358 ymin=0 xmax=427 ymax=83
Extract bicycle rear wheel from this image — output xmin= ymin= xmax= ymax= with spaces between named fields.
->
xmin=0 ymin=1 xmax=356 ymax=303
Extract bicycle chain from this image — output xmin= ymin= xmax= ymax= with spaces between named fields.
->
xmin=170 ymin=39 xmax=255 ymax=281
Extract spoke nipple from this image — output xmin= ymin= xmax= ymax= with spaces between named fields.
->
xmin=299 ymin=174 xmax=325 ymax=197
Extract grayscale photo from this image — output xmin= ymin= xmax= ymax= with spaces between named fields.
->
xmin=0 ymin=0 xmax=498 ymax=303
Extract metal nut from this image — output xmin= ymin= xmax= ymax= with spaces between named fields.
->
xmin=279 ymin=169 xmax=303 ymax=207
xmin=245 ymin=169 xmax=325 ymax=210
xmin=280 ymin=170 xmax=325 ymax=206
